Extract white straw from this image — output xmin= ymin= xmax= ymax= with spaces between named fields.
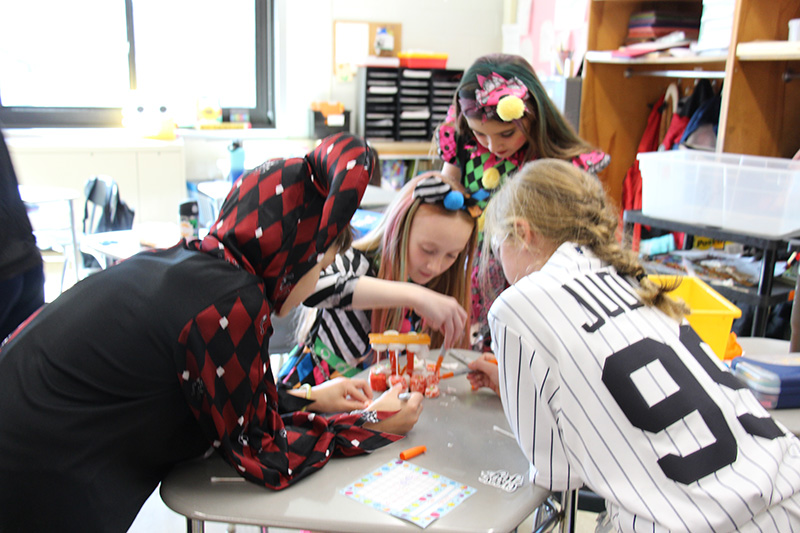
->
xmin=493 ymin=425 xmax=515 ymax=439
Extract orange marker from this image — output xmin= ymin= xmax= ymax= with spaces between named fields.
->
xmin=487 ymin=356 xmax=498 ymax=365
xmin=399 ymin=445 xmax=427 ymax=460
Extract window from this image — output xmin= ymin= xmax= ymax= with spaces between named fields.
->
xmin=0 ymin=0 xmax=274 ymax=128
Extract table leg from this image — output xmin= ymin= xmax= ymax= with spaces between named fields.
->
xmin=187 ymin=518 xmax=204 ymax=532
xmin=792 ymin=268 xmax=800 ymax=353
xmin=559 ymin=489 xmax=578 ymax=533
xmin=622 ymin=221 xmax=634 ymax=250
xmin=68 ymin=198 xmax=81 ymax=285
xmin=753 ymin=248 xmax=777 ymax=337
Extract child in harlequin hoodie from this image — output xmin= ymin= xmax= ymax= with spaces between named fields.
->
xmin=435 ymin=53 xmax=610 ymax=351
xmin=0 ymin=133 xmax=422 ymax=533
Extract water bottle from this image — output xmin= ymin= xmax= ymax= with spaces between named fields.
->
xmin=179 ymin=200 xmax=199 ymax=241
xmin=228 ymin=140 xmax=245 ymax=183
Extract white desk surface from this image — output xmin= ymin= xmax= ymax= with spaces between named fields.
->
xmin=80 ymin=223 xmax=181 ymax=262
xmin=160 ymin=373 xmax=547 ymax=533
xmin=770 ymin=409 xmax=800 ymax=436
xmin=360 ymin=184 xmax=398 ymax=210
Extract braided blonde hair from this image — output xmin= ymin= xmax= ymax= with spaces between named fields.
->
xmin=481 ymin=159 xmax=688 ymax=320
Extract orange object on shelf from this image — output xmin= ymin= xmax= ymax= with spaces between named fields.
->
xmin=310 ymin=101 xmax=345 ymax=118
xmin=398 ymin=52 xmax=448 ymax=69
xmin=725 ymin=332 xmax=743 ymax=360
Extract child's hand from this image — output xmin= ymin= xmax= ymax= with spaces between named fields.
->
xmin=364 ymin=384 xmax=424 ymax=435
xmin=307 ymin=377 xmax=373 ymax=413
xmin=411 ymin=287 xmax=468 ymax=350
xmin=466 ymin=353 xmax=500 ymax=396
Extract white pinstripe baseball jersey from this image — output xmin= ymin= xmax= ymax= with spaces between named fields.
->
xmin=488 ymin=242 xmax=800 ymax=532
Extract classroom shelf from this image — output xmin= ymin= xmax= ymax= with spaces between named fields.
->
xmin=736 ymin=41 xmax=800 ymax=61
xmin=356 ymin=66 xmax=463 ymax=142
xmin=580 ymin=0 xmax=800 ymax=209
xmin=624 ymin=210 xmax=798 ymax=337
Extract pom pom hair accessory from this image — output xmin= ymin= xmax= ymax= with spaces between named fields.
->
xmin=460 ymin=72 xmax=529 ymax=123
xmin=413 ymin=175 xmax=481 ymax=218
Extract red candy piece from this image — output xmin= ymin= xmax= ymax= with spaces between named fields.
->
xmin=370 ymin=369 xmax=387 ymax=392
xmin=410 ymin=374 xmax=426 ymax=394
xmin=389 ymin=374 xmax=408 ymax=392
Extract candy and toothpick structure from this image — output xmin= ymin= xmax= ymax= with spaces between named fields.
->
xmin=368 ymin=331 xmax=441 ymax=397
xmin=368 ymin=331 xmax=432 ymax=377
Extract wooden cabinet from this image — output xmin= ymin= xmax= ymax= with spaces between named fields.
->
xmin=579 ymin=0 xmax=800 ymax=208
xmin=357 ymin=66 xmax=462 ymax=142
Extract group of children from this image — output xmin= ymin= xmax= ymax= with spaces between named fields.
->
xmin=1 ymin=53 xmax=799 ymax=532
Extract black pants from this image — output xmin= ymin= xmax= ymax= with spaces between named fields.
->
xmin=0 ymin=264 xmax=44 ymax=342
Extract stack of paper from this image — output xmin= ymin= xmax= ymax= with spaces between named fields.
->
xmin=694 ymin=0 xmax=736 ymax=54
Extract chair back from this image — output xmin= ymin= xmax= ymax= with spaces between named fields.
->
xmin=83 ymin=175 xmax=134 ymax=234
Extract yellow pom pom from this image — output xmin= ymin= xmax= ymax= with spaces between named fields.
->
xmin=495 ymin=95 xmax=525 ymax=122
xmin=482 ymin=167 xmax=501 ymax=190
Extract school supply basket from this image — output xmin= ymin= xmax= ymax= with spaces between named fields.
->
xmin=650 ymin=275 xmax=741 ymax=359
xmin=638 ymin=151 xmax=800 ymax=237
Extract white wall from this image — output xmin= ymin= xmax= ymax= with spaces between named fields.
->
xmin=274 ymin=0 xmax=505 ymax=139
xmin=9 ymin=1 xmax=506 ymax=186
xmin=183 ymin=0 xmax=505 ymax=179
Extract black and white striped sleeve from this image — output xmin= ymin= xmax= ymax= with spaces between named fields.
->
xmin=303 ymin=247 xmax=373 ymax=309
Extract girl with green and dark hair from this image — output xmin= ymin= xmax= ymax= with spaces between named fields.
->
xmin=435 ymin=53 xmax=610 ymax=350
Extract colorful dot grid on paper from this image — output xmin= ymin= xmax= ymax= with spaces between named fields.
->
xmin=341 ymin=459 xmax=477 ymax=528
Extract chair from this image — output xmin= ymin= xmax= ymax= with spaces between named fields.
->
xmin=531 ymin=488 xmax=605 ymax=532
xmin=83 ymin=175 xmax=114 ymax=235
xmin=80 ymin=175 xmax=135 ymax=271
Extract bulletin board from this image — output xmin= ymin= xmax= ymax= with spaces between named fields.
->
xmin=333 ymin=20 xmax=402 ymax=82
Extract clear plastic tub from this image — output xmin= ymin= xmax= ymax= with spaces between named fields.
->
xmin=731 ymin=355 xmax=800 ymax=409
xmin=637 ymin=151 xmax=800 ymax=237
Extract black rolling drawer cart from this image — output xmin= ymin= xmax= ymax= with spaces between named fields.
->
xmin=357 ymin=66 xmax=463 ymax=142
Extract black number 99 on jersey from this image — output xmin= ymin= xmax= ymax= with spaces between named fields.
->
xmin=602 ymin=326 xmax=785 ymax=485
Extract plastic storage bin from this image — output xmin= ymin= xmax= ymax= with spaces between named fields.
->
xmin=637 ymin=151 xmax=800 ymax=237
xmin=650 ymin=275 xmax=741 ymax=359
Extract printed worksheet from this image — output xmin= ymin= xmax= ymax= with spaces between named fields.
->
xmin=341 ymin=459 xmax=476 ymax=528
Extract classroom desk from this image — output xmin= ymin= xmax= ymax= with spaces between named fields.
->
xmin=771 ymin=408 xmax=800 ymax=436
xmin=80 ymin=223 xmax=181 ymax=264
xmin=160 ymin=375 xmax=548 ymax=533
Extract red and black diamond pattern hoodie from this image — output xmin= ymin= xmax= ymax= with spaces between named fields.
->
xmin=0 ymin=133 xmax=400 ymax=532
xmin=181 ymin=132 xmax=402 ymax=487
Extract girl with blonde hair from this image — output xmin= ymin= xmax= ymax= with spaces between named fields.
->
xmin=469 ymin=158 xmax=800 ymax=532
